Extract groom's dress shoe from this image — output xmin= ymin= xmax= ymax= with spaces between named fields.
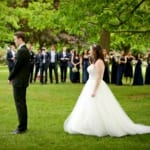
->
xmin=11 ymin=129 xmax=27 ymax=134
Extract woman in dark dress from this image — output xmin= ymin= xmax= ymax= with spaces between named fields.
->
xmin=71 ymin=50 xmax=80 ymax=83
xmin=102 ymin=49 xmax=110 ymax=83
xmin=145 ymin=53 xmax=150 ymax=84
xmin=110 ymin=50 xmax=118 ymax=84
xmin=133 ymin=53 xmax=144 ymax=85
xmin=116 ymin=50 xmax=127 ymax=85
xmin=124 ymin=51 xmax=134 ymax=85
xmin=80 ymin=49 xmax=90 ymax=84
xmin=68 ymin=49 xmax=74 ymax=82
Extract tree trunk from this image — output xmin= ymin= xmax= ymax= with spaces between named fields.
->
xmin=100 ymin=29 xmax=110 ymax=51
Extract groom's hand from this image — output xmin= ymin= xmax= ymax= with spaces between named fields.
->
xmin=8 ymin=80 xmax=12 ymax=84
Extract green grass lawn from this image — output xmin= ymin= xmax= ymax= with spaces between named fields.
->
xmin=0 ymin=66 xmax=150 ymax=150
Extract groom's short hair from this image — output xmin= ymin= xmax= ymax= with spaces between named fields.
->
xmin=14 ymin=31 xmax=26 ymax=42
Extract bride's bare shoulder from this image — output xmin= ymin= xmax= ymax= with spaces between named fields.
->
xmin=95 ymin=59 xmax=104 ymax=67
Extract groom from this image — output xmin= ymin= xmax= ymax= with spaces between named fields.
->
xmin=8 ymin=31 xmax=30 ymax=134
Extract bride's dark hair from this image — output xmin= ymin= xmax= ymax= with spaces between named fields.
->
xmin=92 ymin=44 xmax=104 ymax=63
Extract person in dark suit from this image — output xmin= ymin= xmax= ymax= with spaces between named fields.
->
xmin=48 ymin=45 xmax=59 ymax=84
xmin=34 ymin=49 xmax=41 ymax=82
xmin=6 ymin=44 xmax=16 ymax=73
xmin=40 ymin=47 xmax=49 ymax=84
xmin=27 ymin=43 xmax=35 ymax=83
xmin=59 ymin=46 xmax=70 ymax=83
xmin=8 ymin=31 xmax=30 ymax=134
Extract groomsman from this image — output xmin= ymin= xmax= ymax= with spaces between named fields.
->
xmin=33 ymin=49 xmax=41 ymax=82
xmin=59 ymin=46 xmax=70 ymax=83
xmin=27 ymin=43 xmax=35 ymax=83
xmin=6 ymin=44 xmax=16 ymax=73
xmin=8 ymin=31 xmax=30 ymax=134
xmin=48 ymin=45 xmax=59 ymax=84
xmin=40 ymin=47 xmax=49 ymax=84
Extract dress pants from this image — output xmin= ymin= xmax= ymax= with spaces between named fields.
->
xmin=49 ymin=63 xmax=58 ymax=83
xmin=40 ymin=63 xmax=48 ymax=84
xmin=13 ymin=87 xmax=27 ymax=131
xmin=60 ymin=65 xmax=67 ymax=82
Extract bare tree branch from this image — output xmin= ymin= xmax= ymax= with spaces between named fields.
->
xmin=130 ymin=0 xmax=146 ymax=14
xmin=111 ymin=30 xmax=150 ymax=33
xmin=110 ymin=0 xmax=146 ymax=27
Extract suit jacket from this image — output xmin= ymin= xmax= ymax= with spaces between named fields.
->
xmin=48 ymin=51 xmax=59 ymax=64
xmin=40 ymin=51 xmax=49 ymax=67
xmin=35 ymin=53 xmax=41 ymax=65
xmin=29 ymin=50 xmax=35 ymax=65
xmin=59 ymin=52 xmax=70 ymax=67
xmin=6 ymin=50 xmax=15 ymax=68
xmin=8 ymin=45 xmax=30 ymax=87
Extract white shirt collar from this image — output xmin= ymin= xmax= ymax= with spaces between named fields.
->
xmin=18 ymin=43 xmax=25 ymax=49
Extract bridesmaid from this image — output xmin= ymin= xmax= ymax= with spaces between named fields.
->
xmin=102 ymin=48 xmax=110 ymax=83
xmin=71 ymin=50 xmax=80 ymax=83
xmin=124 ymin=51 xmax=134 ymax=85
xmin=80 ymin=49 xmax=90 ymax=84
xmin=110 ymin=50 xmax=118 ymax=84
xmin=133 ymin=53 xmax=144 ymax=85
xmin=116 ymin=50 xmax=127 ymax=85
xmin=145 ymin=53 xmax=150 ymax=84
xmin=68 ymin=49 xmax=74 ymax=82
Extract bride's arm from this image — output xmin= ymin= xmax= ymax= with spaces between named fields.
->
xmin=91 ymin=59 xmax=105 ymax=97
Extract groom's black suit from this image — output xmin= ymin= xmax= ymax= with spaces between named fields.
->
xmin=8 ymin=45 xmax=30 ymax=132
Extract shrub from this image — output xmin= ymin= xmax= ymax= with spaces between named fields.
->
xmin=0 ymin=48 xmax=7 ymax=65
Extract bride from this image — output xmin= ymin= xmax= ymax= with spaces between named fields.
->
xmin=64 ymin=44 xmax=150 ymax=137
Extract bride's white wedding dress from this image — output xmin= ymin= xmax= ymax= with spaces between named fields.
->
xmin=64 ymin=64 xmax=150 ymax=137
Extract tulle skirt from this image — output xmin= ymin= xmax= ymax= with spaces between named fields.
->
xmin=64 ymin=80 xmax=150 ymax=137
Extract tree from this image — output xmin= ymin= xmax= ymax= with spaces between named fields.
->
xmin=57 ymin=0 xmax=150 ymax=50
xmin=0 ymin=0 xmax=149 ymax=51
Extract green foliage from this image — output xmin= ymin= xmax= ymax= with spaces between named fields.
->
xmin=0 ymin=0 xmax=149 ymax=50
xmin=0 ymin=49 xmax=7 ymax=64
